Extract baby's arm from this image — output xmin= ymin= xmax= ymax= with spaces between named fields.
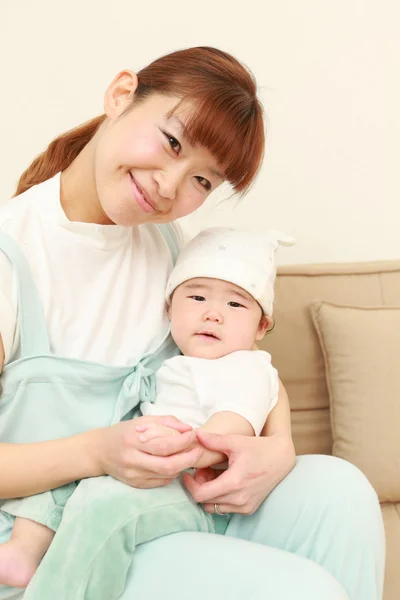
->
xmin=191 ymin=412 xmax=254 ymax=469
xmin=138 ymin=352 xmax=277 ymax=469
xmin=190 ymin=351 xmax=277 ymax=468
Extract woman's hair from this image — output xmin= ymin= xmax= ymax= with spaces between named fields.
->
xmin=15 ymin=47 xmax=265 ymax=196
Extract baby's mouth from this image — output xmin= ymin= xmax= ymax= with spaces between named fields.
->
xmin=195 ymin=332 xmax=220 ymax=341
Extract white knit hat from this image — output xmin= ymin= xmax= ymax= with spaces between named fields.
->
xmin=166 ymin=227 xmax=295 ymax=316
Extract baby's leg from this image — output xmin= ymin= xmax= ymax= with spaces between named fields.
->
xmin=23 ymin=476 xmax=215 ymax=600
xmin=0 ymin=517 xmax=54 ymax=588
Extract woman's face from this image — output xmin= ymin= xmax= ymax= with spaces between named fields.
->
xmin=94 ymin=75 xmax=225 ymax=226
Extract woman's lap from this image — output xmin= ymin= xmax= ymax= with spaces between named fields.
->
xmin=121 ymin=454 xmax=384 ymax=600
xmin=0 ymin=454 xmax=385 ymax=600
xmin=0 ymin=533 xmax=349 ymax=600
xmin=121 ymin=531 xmax=349 ymax=600
xmin=226 ymin=454 xmax=385 ymax=600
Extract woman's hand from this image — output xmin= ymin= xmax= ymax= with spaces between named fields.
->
xmin=0 ymin=415 xmax=199 ymax=499
xmin=182 ymin=429 xmax=296 ymax=515
xmin=93 ymin=415 xmax=202 ymax=489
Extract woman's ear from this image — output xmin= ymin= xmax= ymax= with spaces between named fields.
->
xmin=104 ymin=70 xmax=139 ymax=119
xmin=255 ymin=315 xmax=274 ymax=341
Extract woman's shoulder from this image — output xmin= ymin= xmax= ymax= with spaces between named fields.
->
xmin=0 ymin=175 xmax=60 ymax=229
xmin=0 ymin=184 xmax=39 ymax=233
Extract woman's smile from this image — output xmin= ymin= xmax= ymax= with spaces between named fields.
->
xmin=129 ymin=173 xmax=157 ymax=213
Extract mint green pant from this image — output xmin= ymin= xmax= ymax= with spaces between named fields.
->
xmin=1 ymin=455 xmax=385 ymax=600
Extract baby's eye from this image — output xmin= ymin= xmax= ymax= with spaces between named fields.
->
xmin=228 ymin=301 xmax=245 ymax=308
xmin=189 ymin=295 xmax=206 ymax=302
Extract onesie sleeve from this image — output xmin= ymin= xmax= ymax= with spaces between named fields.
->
xmin=190 ymin=351 xmax=280 ymax=436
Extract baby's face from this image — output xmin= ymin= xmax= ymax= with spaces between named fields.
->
xmin=168 ymin=277 xmax=270 ymax=359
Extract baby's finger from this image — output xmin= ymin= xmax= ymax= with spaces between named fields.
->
xmin=182 ymin=468 xmax=236 ymax=504
xmin=140 ymin=429 xmax=196 ymax=457
xmin=193 ymin=467 xmax=218 ymax=484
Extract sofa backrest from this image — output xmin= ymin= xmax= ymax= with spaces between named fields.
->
xmin=258 ymin=260 xmax=400 ymax=455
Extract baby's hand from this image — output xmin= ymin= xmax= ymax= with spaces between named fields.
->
xmin=136 ymin=423 xmax=182 ymax=442
xmin=135 ymin=423 xmax=183 ymax=456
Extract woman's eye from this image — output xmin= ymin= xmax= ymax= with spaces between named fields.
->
xmin=189 ymin=295 xmax=206 ymax=302
xmin=163 ymin=131 xmax=181 ymax=154
xmin=228 ymin=301 xmax=244 ymax=308
xmin=195 ymin=176 xmax=212 ymax=192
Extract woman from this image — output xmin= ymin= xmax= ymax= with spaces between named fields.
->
xmin=0 ymin=47 xmax=384 ymax=600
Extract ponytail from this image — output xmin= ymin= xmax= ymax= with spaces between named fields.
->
xmin=14 ymin=115 xmax=106 ymax=196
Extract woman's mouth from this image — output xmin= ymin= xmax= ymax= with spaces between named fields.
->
xmin=129 ymin=173 xmax=156 ymax=214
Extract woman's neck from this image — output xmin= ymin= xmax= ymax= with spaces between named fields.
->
xmin=60 ymin=138 xmax=112 ymax=225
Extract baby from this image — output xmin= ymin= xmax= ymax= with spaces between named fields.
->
xmin=139 ymin=226 xmax=294 ymax=464
xmin=0 ymin=226 xmax=293 ymax=594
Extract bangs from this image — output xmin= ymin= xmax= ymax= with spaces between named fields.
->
xmin=170 ymin=88 xmax=265 ymax=194
xmin=135 ymin=47 xmax=265 ymax=193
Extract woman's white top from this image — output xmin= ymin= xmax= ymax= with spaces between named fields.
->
xmin=0 ymin=174 xmax=184 ymax=366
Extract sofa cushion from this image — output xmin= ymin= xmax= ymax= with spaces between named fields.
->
xmin=311 ymin=301 xmax=400 ymax=502
xmin=260 ymin=260 xmax=400 ymax=455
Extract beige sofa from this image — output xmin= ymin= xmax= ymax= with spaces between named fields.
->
xmin=258 ymin=259 xmax=400 ymax=600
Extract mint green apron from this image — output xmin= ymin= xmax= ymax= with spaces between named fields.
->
xmin=0 ymin=224 xmax=180 ymax=527
xmin=0 ymin=227 xmax=219 ymax=600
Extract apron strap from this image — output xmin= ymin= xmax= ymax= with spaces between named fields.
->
xmin=0 ymin=231 xmax=50 ymax=357
xmin=156 ymin=224 xmax=181 ymax=265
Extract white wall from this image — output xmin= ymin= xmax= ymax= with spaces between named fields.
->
xmin=1 ymin=0 xmax=399 ymax=265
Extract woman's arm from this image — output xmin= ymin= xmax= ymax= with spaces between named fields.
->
xmin=0 ymin=332 xmax=100 ymax=497
xmin=0 ymin=330 xmax=202 ymax=499
xmin=0 ymin=420 xmax=204 ymax=499
xmin=0 ymin=430 xmax=102 ymax=498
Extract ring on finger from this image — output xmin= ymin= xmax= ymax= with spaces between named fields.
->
xmin=214 ymin=503 xmax=227 ymax=516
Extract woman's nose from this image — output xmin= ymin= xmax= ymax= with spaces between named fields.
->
xmin=154 ymin=167 xmax=184 ymax=201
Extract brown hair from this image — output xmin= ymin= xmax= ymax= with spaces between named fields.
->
xmin=15 ymin=47 xmax=265 ymax=196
